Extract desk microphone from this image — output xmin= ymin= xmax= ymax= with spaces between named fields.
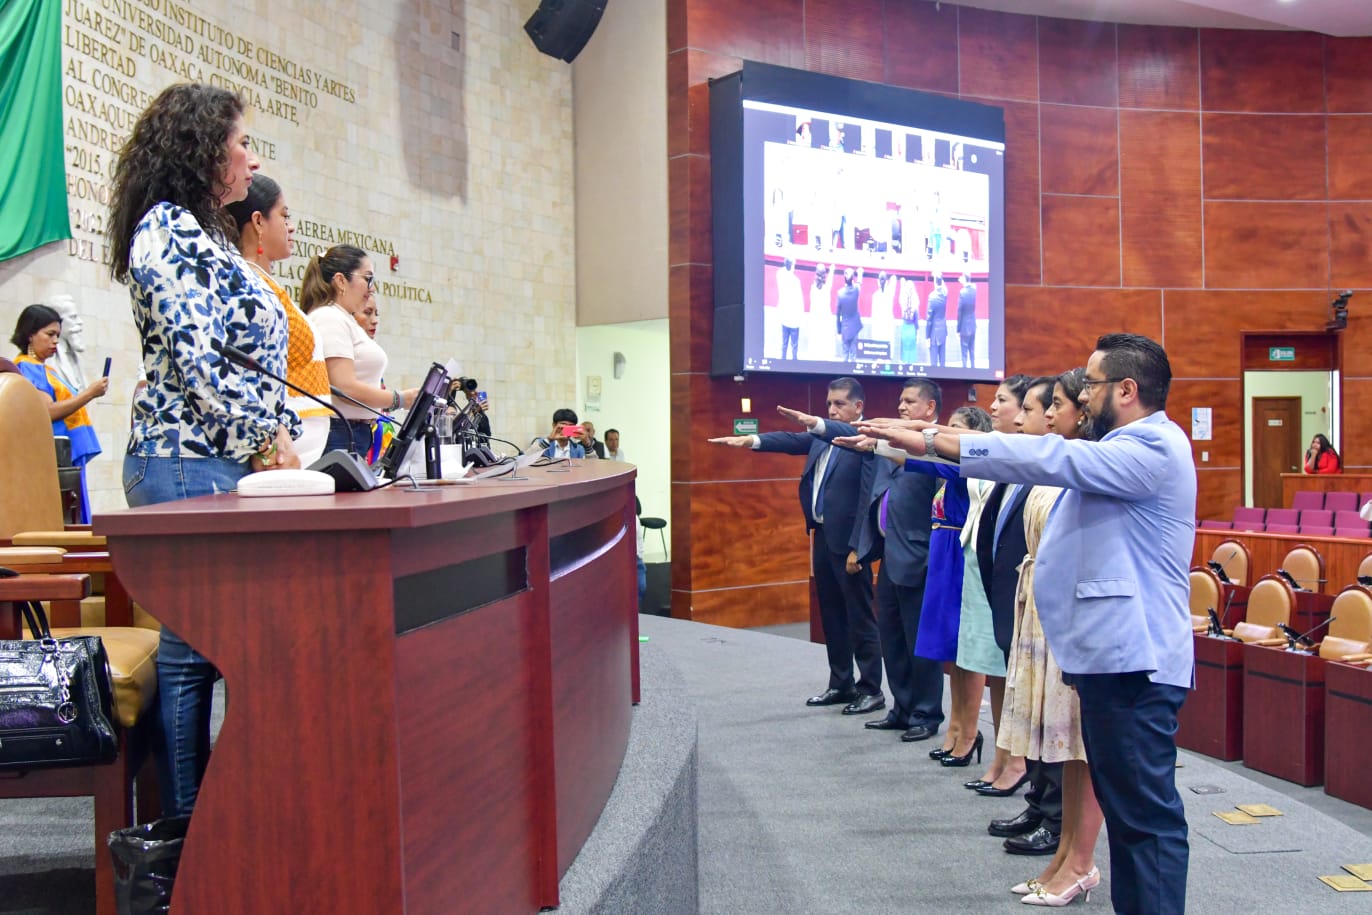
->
xmin=1206 ymin=607 xmax=1240 ymax=641
xmin=212 ymin=340 xmax=379 ymax=492
xmin=1275 ymin=568 xmax=1307 ymax=592
xmin=1278 ymin=618 xmax=1335 ymax=652
xmin=1207 ymin=548 xmax=1238 ymax=584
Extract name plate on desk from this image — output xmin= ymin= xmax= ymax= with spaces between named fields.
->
xmin=393 ymin=548 xmax=528 ymax=634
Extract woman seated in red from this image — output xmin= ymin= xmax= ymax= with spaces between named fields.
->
xmin=1304 ymin=434 xmax=1341 ymax=474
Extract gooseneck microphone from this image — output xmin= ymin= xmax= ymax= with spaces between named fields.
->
xmin=1278 ymin=617 xmax=1336 ymax=652
xmin=212 ymin=340 xmax=379 ymax=492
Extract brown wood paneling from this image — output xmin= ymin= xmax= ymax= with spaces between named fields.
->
xmin=1041 ymin=195 xmax=1121 ymax=287
xmin=957 ymin=7 xmax=1039 ymax=102
xmin=1001 ymin=99 xmax=1043 ymax=285
xmin=883 ymin=1 xmax=960 ymax=94
xmin=1003 ymin=286 xmax=1161 ymax=376
xmin=1327 ymin=117 xmax=1372 ymax=201
xmin=1241 ymin=333 xmax=1337 ymax=372
xmin=804 ymin=0 xmax=884 ymax=81
xmin=671 ymin=51 xmax=742 ymax=160
xmin=670 ymin=263 xmax=714 ymax=374
xmin=1038 ymin=18 xmax=1117 ymax=108
xmin=679 ymin=580 xmax=811 ymax=627
xmin=1120 ymin=109 xmax=1202 ymax=288
xmin=1196 ymin=469 xmax=1243 ymax=524
xmin=689 ymin=480 xmax=811 ymax=589
xmin=1282 ymin=473 xmax=1372 ymax=507
xmin=668 ymin=0 xmax=687 ymax=52
xmin=1344 ymin=378 xmax=1372 ymax=471
xmin=1329 ymin=204 xmax=1372 ymax=291
xmin=1202 ymin=114 xmax=1327 ymax=201
xmin=1325 ymin=37 xmax=1372 ymax=114
xmin=668 ymin=154 xmax=712 ymax=267
xmin=1040 ymin=104 xmax=1118 ymax=197
xmin=1195 ymin=530 xmax=1372 ymax=597
xmin=1199 ymin=29 xmax=1326 ymax=114
xmin=668 ymin=50 xmax=689 ymax=159
xmin=1202 ymin=202 xmax=1330 ymax=290
xmin=1169 ymin=379 xmax=1242 ymax=467
xmin=1164 ymin=291 xmax=1332 ymax=379
xmin=1118 ymin=25 xmax=1200 ymax=110
xmin=684 ymin=0 xmax=804 ymax=66
xmin=683 ymin=372 xmax=832 ymax=483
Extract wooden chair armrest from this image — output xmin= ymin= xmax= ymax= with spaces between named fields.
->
xmin=0 ymin=574 xmax=92 ymax=602
xmin=1251 ymin=638 xmax=1288 ymax=647
xmin=1341 ymin=653 xmax=1372 ymax=662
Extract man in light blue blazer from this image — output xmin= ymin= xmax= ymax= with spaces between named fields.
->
xmin=864 ymin=334 xmax=1194 ymax=915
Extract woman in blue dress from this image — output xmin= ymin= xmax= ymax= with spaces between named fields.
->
xmin=906 ymin=405 xmax=994 ymax=766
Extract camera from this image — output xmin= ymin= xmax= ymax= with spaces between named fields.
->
xmin=451 ymin=376 xmax=479 ymax=394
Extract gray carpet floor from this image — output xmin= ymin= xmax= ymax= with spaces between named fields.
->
xmin=6 ymin=616 xmax=1372 ymax=913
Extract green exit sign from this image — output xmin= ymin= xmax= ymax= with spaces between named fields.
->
xmin=733 ymin=418 xmax=759 ymax=435
xmin=1269 ymin=346 xmax=1295 ymax=362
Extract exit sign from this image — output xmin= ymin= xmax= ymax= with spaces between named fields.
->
xmin=1269 ymin=346 xmax=1295 ymax=362
xmin=733 ymin=418 xmax=759 ymax=435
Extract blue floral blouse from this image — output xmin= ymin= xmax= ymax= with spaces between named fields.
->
xmin=126 ymin=202 xmax=299 ymax=460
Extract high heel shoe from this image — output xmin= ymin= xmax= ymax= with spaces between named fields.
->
xmin=929 ymin=746 xmax=952 ymax=760
xmin=975 ymin=772 xmax=1030 ymax=797
xmin=939 ymin=732 xmax=983 ymax=767
xmin=964 ymin=778 xmax=990 ymax=790
xmin=1021 ymin=868 xmax=1099 ymax=907
xmin=1011 ymin=878 xmax=1042 ymax=896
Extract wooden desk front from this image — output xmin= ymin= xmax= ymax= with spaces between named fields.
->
xmin=96 ymin=462 xmax=639 ymax=914
xmin=1194 ymin=530 xmax=1372 ymax=596
xmin=1242 ymin=644 xmax=1324 ymax=786
xmin=1176 ymin=635 xmax=1244 ymax=761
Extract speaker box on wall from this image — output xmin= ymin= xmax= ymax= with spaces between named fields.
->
xmin=524 ymin=0 xmax=608 ymax=63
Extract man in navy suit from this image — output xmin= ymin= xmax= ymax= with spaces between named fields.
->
xmin=776 ymin=380 xmax=946 ymax=740
xmin=709 ymin=377 xmax=883 ymax=714
xmin=869 ymin=334 xmax=1195 ymax=914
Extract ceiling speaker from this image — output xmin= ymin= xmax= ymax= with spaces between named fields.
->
xmin=524 ymin=0 xmax=608 ymax=63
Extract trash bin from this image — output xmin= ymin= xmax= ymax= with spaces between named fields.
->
xmin=108 ymin=816 xmax=191 ymax=915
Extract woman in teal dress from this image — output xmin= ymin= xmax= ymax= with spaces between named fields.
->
xmin=11 ymin=304 xmax=109 ymax=521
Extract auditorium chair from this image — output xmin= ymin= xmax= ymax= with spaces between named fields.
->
xmin=1280 ymin=543 xmax=1326 ymax=592
xmin=1231 ymin=506 xmax=1266 ymax=532
xmin=1335 ymin=511 xmax=1371 ymax=539
xmin=1199 ymin=520 xmax=1232 ymax=530
xmin=1291 ymin=491 xmax=1324 ymax=512
xmin=1325 ymin=492 xmax=1359 ymax=515
xmin=1211 ymin=539 xmax=1251 ymax=586
xmin=1298 ymin=509 xmax=1334 ymax=537
xmin=1315 ymin=585 xmax=1372 ymax=663
xmin=0 ymin=570 xmax=160 ymax=915
xmin=0 ymin=372 xmax=132 ymax=629
xmin=1189 ymin=567 xmax=1223 ymax=632
xmin=1360 ymin=552 xmax=1372 ymax=582
xmin=1225 ymin=574 xmax=1294 ymax=646
xmin=1265 ymin=508 xmax=1300 ymax=532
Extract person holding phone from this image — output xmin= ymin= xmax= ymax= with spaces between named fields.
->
xmin=1304 ymin=434 xmax=1341 ymax=474
xmin=542 ymin=408 xmax=585 ymax=459
xmin=10 ymin=303 xmax=110 ymax=522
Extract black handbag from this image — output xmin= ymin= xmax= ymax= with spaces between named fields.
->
xmin=0 ymin=599 xmax=118 ymax=770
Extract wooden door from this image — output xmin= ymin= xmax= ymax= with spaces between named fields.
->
xmin=1252 ymin=397 xmax=1303 ymax=508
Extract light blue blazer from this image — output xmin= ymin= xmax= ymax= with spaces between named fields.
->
xmin=958 ymin=412 xmax=1196 ymax=689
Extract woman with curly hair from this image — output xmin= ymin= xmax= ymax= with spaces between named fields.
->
xmin=107 ymin=83 xmax=301 ymax=816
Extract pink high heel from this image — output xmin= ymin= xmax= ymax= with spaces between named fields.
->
xmin=1021 ymin=867 xmax=1100 ymax=907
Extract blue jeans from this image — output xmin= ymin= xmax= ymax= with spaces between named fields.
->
xmin=326 ymin=416 xmax=375 ymax=458
xmin=124 ymin=453 xmax=249 ymax=816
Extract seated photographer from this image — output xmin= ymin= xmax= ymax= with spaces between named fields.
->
xmin=542 ymin=407 xmax=585 ymax=460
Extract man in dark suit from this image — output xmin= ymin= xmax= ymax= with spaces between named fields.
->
xmin=709 ymin=377 xmax=882 ymax=714
xmin=777 ymin=379 xmax=946 ymax=740
xmin=836 ymin=268 xmax=864 ymax=362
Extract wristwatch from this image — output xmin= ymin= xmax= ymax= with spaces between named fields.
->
xmin=923 ymin=429 xmax=938 ymax=457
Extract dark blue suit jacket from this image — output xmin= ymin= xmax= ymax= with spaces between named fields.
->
xmin=756 ymin=429 xmax=873 ymax=556
xmin=817 ymin=421 xmax=936 ymax=586
xmin=977 ymin=481 xmax=1030 ymax=654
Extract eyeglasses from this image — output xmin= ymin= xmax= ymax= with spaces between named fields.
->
xmin=356 ymin=272 xmax=376 ymax=291
xmin=1080 ymin=377 xmax=1124 ymax=389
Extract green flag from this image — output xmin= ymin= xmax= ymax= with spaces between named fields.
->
xmin=0 ymin=0 xmax=68 ymax=262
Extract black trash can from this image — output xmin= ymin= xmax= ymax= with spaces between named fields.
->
xmin=108 ymin=816 xmax=191 ymax=915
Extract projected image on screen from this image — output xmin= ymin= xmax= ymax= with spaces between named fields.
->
xmin=741 ymin=100 xmax=1004 ymax=381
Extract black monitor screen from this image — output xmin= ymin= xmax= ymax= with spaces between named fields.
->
xmin=711 ymin=62 xmax=1006 ymax=382
xmin=376 ymin=362 xmax=449 ymax=479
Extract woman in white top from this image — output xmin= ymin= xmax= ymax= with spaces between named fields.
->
xmin=301 ymin=245 xmax=416 ymax=455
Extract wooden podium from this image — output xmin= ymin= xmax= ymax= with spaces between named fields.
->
xmin=1241 ymin=644 xmax=1325 ymax=786
xmin=1176 ymin=634 xmax=1245 ymax=761
xmin=95 ymin=462 xmax=640 ymax=914
xmin=1325 ymin=661 xmax=1372 ymax=809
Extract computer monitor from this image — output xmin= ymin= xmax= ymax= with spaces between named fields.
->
xmin=376 ymin=362 xmax=450 ymax=479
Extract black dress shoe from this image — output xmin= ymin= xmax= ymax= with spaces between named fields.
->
xmin=902 ymin=725 xmax=937 ymax=742
xmin=963 ymin=779 xmax=990 ymax=790
xmin=806 ymin=687 xmax=858 ymax=707
xmin=975 ymin=772 xmax=1031 ymax=797
xmin=1004 ymin=825 xmax=1060 ymax=856
xmin=988 ymin=808 xmax=1043 ymax=838
xmin=842 ymin=693 xmax=886 ymax=715
xmin=864 ymin=715 xmax=906 ymax=730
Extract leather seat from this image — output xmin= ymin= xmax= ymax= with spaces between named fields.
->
xmin=1229 ymin=575 xmax=1293 ymax=645
xmin=1189 ymin=567 xmax=1222 ymax=632
xmin=1212 ymin=539 xmax=1250 ymax=585
xmin=52 ymin=627 xmax=159 ymax=728
xmin=1280 ymin=544 xmax=1324 ymax=593
xmin=1319 ymin=585 xmax=1372 ymax=662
